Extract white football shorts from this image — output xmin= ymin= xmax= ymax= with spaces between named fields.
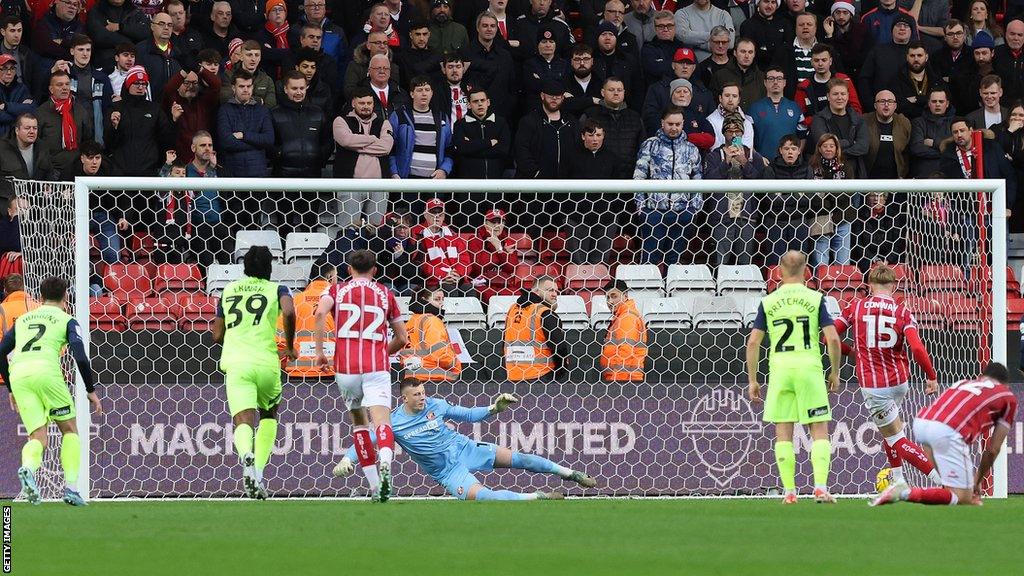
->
xmin=859 ymin=382 xmax=909 ymax=428
xmin=335 ymin=371 xmax=392 ymax=410
xmin=912 ymin=418 xmax=973 ymax=490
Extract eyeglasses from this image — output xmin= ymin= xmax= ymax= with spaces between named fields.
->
xmin=305 ymin=2 xmax=325 ymax=6
xmin=181 ymin=80 xmax=199 ymax=86
xmin=710 ymin=39 xmax=730 ymax=44
xmin=875 ymin=99 xmax=897 ymax=104
xmin=369 ymin=66 xmax=390 ymax=71
xmin=269 ymin=6 xmax=286 ymax=12
xmin=152 ymin=21 xmax=173 ymax=27
xmin=571 ymin=56 xmax=593 ymax=62
xmin=765 ymin=75 xmax=785 ymax=81
xmin=945 ymin=30 xmax=965 ymax=37
xmin=368 ymin=40 xmax=388 ymax=45
xmin=655 ymin=23 xmax=674 ymax=29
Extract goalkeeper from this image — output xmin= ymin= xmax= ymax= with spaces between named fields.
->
xmin=334 ymin=378 xmax=597 ymax=500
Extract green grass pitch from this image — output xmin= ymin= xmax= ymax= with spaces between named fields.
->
xmin=9 ymin=497 xmax=1024 ymax=575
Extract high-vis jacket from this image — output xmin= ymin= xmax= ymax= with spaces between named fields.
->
xmin=277 ymin=279 xmax=335 ymax=377
xmin=503 ymin=290 xmax=567 ymax=381
xmin=601 ymin=299 xmax=647 ymax=381
xmin=400 ymin=307 xmax=461 ymax=381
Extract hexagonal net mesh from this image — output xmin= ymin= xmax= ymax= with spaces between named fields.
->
xmin=5 ymin=178 xmax=1008 ymax=499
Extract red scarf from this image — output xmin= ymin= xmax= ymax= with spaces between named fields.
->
xmin=164 ymin=189 xmax=194 ymax=238
xmin=265 ymin=20 xmax=290 ymax=49
xmin=51 ymin=96 xmax=78 ymax=151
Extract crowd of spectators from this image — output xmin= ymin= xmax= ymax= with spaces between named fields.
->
xmin=0 ymin=0 xmax=1020 ymax=295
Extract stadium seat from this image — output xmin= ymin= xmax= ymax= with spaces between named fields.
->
xmin=564 ymin=264 xmax=611 ymax=291
xmin=919 ymin=265 xmax=968 ymax=292
xmin=271 ymin=261 xmax=313 ymax=290
xmin=689 ymin=295 xmax=743 ymax=329
xmin=555 ymin=295 xmax=589 ymax=329
xmin=902 ymin=296 xmax=945 ymax=330
xmin=589 ymin=295 xmax=613 ymax=328
xmin=666 ymin=264 xmax=715 ymax=296
xmin=123 ymin=231 xmax=156 ymax=262
xmin=968 ymin=265 xmax=1020 ymax=295
xmin=641 ymin=297 xmax=693 ymax=329
xmin=717 ymin=265 xmax=766 ymax=294
xmin=517 ymin=263 xmax=562 ymax=289
xmin=1009 ymin=297 xmax=1024 ymax=324
xmin=206 ymin=264 xmax=243 ymax=295
xmin=233 ymin=230 xmax=284 ymax=262
xmin=284 ymin=232 xmax=330 ymax=263
xmin=103 ymin=263 xmax=153 ymax=302
xmin=89 ymin=296 xmax=125 ymax=331
xmin=487 ymin=295 xmax=518 ymax=329
xmin=766 ymin=265 xmax=815 ymax=293
xmin=815 ymin=265 xmax=862 ymax=293
xmin=932 ymin=293 xmax=981 ymax=331
xmin=443 ymin=297 xmax=486 ymax=329
xmin=616 ymin=264 xmax=664 ymax=291
xmin=154 ymin=264 xmax=203 ymax=292
xmin=508 ymin=233 xmax=534 ymax=263
xmin=609 ymin=235 xmax=638 ymax=265
xmin=395 ymin=296 xmax=411 ymax=323
xmin=126 ymin=297 xmax=180 ymax=331
xmin=177 ymin=294 xmax=218 ymax=331
xmin=537 ymin=232 xmax=569 ymax=264
xmin=731 ymin=293 xmax=762 ymax=327
xmin=823 ymin=295 xmax=843 ymax=319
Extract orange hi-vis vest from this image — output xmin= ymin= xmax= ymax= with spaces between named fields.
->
xmin=601 ymin=299 xmax=647 ymax=381
xmin=0 ymin=291 xmax=38 ymax=385
xmin=277 ymin=279 xmax=335 ymax=377
xmin=504 ymin=302 xmax=554 ymax=381
xmin=400 ymin=313 xmax=461 ymax=381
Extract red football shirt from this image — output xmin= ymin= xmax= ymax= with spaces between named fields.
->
xmin=918 ymin=377 xmax=1018 ymax=443
xmin=835 ymin=295 xmax=918 ymax=388
xmin=322 ymin=279 xmax=400 ymax=374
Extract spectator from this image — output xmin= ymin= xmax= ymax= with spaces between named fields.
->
xmin=864 ymin=89 xmax=911 ymax=179
xmin=793 ymin=43 xmax=862 ymax=127
xmin=809 ymin=77 xmax=868 ymax=178
xmin=397 ymin=21 xmax=441 ymax=89
xmin=362 ymin=52 xmax=410 ymax=118
xmin=780 ymin=12 xmax=817 ymax=93
xmin=481 ymin=0 xmax=519 ymax=49
xmin=0 ymin=194 xmax=22 ymax=281
xmin=592 ymin=20 xmax=643 ymax=109
xmin=294 ymin=0 xmax=347 ymax=85
xmin=624 ymin=0 xmax=656 ymax=47
xmin=432 ymin=53 xmax=470 ymax=123
xmin=740 ymin=0 xmax=793 ymax=72
xmin=675 ymin=0 xmax=734 ymax=63
xmin=86 ymin=0 xmax=149 ymax=67
xmin=892 ymin=41 xmax=946 ymax=120
xmin=861 ymin=0 xmax=918 ymax=49
xmin=411 ymin=198 xmax=473 ymax=295
xmin=522 ymin=23 xmax=571 ymax=106
xmin=401 ymin=287 xmax=462 ymax=381
xmin=807 ymin=133 xmax=846 ymax=258
xmin=515 ymin=79 xmax=577 ymax=180
xmin=290 ymin=47 xmax=334 ymax=114
xmin=106 ymin=66 xmax=174 ymax=176
xmin=511 ymin=0 xmax=574 ymax=60
xmin=993 ymin=101 xmax=1024 ymax=193
xmin=0 ymin=17 xmax=37 ymax=101
xmin=163 ymin=67 xmax=222 ymax=162
xmin=910 ymin=87 xmax=956 ymax=178
xmin=822 ymin=1 xmax=867 ymax=77
xmin=36 ymin=71 xmax=93 ymax=179
xmin=216 ymin=69 xmax=274 ymax=178
xmin=931 ymin=19 xmax=971 ymax=85
xmin=640 ymin=10 xmax=681 ymax=82
xmin=940 ymin=116 xmax=1017 ymax=211
xmin=0 ymin=275 xmax=38 ymax=331
xmin=702 ymin=114 xmax=767 ymax=267
xmin=641 ymin=47 xmax=713 ymax=136
xmin=858 ymin=14 xmax=914 ymax=102
xmin=166 ymin=0 xmax=204 ymax=70
xmin=271 ymin=70 xmax=330 ymax=180
xmin=0 ymin=54 xmax=35 ymax=136
xmin=76 ymin=142 xmax=128 ymax=264
xmin=664 ymin=77 xmax=716 ymax=150
xmin=749 ymin=65 xmax=804 ymax=160
xmin=427 ymin=0 xmax=468 ymax=54
xmin=332 ymin=87 xmax=394 ymax=228
xmin=856 ymin=190 xmax=906 ymax=270
xmin=695 ymin=25 xmax=732 ymax=87
xmin=633 ymin=106 xmax=703 ymax=266
xmin=220 ymin=41 xmax=277 ymax=108
xmin=994 ymin=19 xmax=1024 ymax=102
xmin=32 ymin=0 xmax=82 ymax=63
xmin=378 ymin=211 xmax=419 ymax=294
xmin=108 ymin=43 xmax=143 ymax=101
xmin=562 ymin=43 xmax=603 ymax=116
xmin=226 ymin=0 xmax=265 ymax=38
xmin=966 ymin=74 xmax=1008 ymax=128
xmin=581 ymin=76 xmax=645 ymax=165
xmin=389 ymin=75 xmax=453 ymax=181
xmin=914 ymin=0 xmax=953 ymax=53
xmin=0 ymin=113 xmax=55 ymax=180
xmin=592 ymin=0 xmax=640 ymax=59
xmin=711 ymin=37 xmax=765 ymax=110
xmin=467 ymin=208 xmax=521 ymax=303
xmin=451 ymin=87 xmax=511 ymax=179
xmin=255 ymin=0 xmax=293 ymax=81
xmin=565 ymin=118 xmax=628 ymax=263
xmin=461 ymin=11 xmax=516 ymax=118
xmin=63 ymin=35 xmax=113 ymax=145
xmin=707 ymin=82 xmax=754 ymax=149
xmin=294 ymin=23 xmax=342 ymax=93
xmin=354 ymin=2 xmax=404 ymax=50
xmin=202 ymin=2 xmax=241 ymax=58
xmin=386 ymin=0 xmax=421 ymax=41
xmin=135 ymin=11 xmax=182 ymax=97
xmin=761 ymin=134 xmax=814 ymax=263
xmin=965 ymin=0 xmax=1003 ymax=47
xmin=953 ymin=30 xmax=996 ymax=114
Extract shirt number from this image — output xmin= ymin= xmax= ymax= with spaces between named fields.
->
xmin=954 ymin=379 xmax=997 ymax=396
xmin=862 ymin=314 xmax=897 ymax=349
xmin=224 ymin=294 xmax=269 ymax=329
xmin=337 ymin=303 xmax=385 ymax=342
xmin=772 ymin=316 xmax=810 ymax=353
xmin=20 ymin=323 xmax=46 ymax=352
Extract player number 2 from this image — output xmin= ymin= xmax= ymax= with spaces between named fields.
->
xmin=862 ymin=314 xmax=897 ymax=349
xmin=336 ymin=303 xmax=386 ymax=341
xmin=954 ymin=379 xmax=997 ymax=395
xmin=772 ymin=316 xmax=810 ymax=352
xmin=20 ymin=323 xmax=46 ymax=352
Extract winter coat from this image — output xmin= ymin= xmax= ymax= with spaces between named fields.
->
xmin=427 ymin=19 xmax=469 ymax=55
xmin=291 ymin=14 xmax=348 ymax=83
xmin=343 ymin=43 xmax=398 ymax=101
xmin=863 ymin=112 xmax=912 ymax=179
xmin=69 ymin=65 xmax=114 ymax=144
xmin=0 ymin=137 xmax=55 ymax=180
xmin=514 ymin=110 xmax=578 ymax=179
xmin=31 ymin=9 xmax=81 ymax=62
xmin=135 ymin=39 xmax=183 ymax=99
xmin=459 ymin=39 xmax=517 ymax=118
xmin=580 ymin=102 xmax=646 ymax=165
xmin=711 ymin=62 xmax=767 ymax=111
xmin=0 ymin=79 xmax=35 ymax=136
xmin=219 ymin=66 xmax=277 ymax=109
xmin=450 ymin=110 xmax=511 ymax=179
xmin=793 ymin=73 xmax=862 ymax=127
xmin=827 ymin=21 xmax=869 ymax=77
xmin=566 ymin=142 xmax=630 ymax=180
xmin=892 ymin=66 xmax=948 ymax=120
xmin=641 ymin=76 xmax=714 ymax=137
xmin=809 ymin=107 xmax=869 ymax=178
xmin=909 ymin=108 xmax=956 ymax=178
xmin=216 ymin=99 xmax=274 ymax=177
xmin=162 ymin=68 xmax=221 ymax=162
xmin=640 ymin=38 xmax=682 ymax=82
xmin=86 ymin=0 xmax=150 ymax=64
xmin=858 ymin=43 xmax=910 ymax=105
xmin=510 ymin=12 xmax=574 ymax=59
xmin=105 ymin=90 xmax=175 ymax=176
xmin=521 ymin=55 xmax=571 ymax=103
xmin=940 ymin=135 xmax=1018 ymax=207
xmin=633 ymin=130 xmax=703 ymax=213
xmin=332 ymin=110 xmax=394 ymax=178
xmin=739 ymin=12 xmax=792 ymax=71
xmin=35 ymin=97 xmax=93 ymax=179
xmin=702 ymin=144 xmax=767 ymax=223
xmin=761 ymin=155 xmax=816 ymax=223
xmin=591 ymin=49 xmax=643 ymax=109
xmin=270 ymin=97 xmax=330 ymax=178
xmin=387 ymin=106 xmax=454 ymax=178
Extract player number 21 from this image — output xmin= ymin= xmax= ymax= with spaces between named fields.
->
xmin=862 ymin=314 xmax=897 ymax=349
xmin=336 ymin=303 xmax=386 ymax=341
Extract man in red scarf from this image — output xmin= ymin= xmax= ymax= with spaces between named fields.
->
xmin=258 ymin=0 xmax=291 ymax=79
xmin=36 ymin=70 xmax=92 ymax=179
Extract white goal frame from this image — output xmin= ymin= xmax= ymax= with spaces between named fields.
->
xmin=70 ymin=177 xmax=1009 ymax=499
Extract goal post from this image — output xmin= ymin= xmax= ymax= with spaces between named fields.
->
xmin=8 ymin=176 xmax=1012 ymax=499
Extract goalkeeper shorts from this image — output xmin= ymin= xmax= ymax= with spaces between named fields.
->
xmin=10 ymin=371 xmax=75 ymax=434
xmin=437 ymin=442 xmax=499 ymax=500
xmin=763 ymin=367 xmax=831 ymax=425
xmin=223 ymin=363 xmax=282 ymax=416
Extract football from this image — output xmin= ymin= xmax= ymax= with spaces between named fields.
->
xmin=875 ymin=468 xmax=893 ymax=492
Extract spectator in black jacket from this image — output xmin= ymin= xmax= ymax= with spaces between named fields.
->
xmin=290 ymin=47 xmax=334 ymax=114
xmin=639 ymin=10 xmax=681 ymax=83
xmin=892 ymin=42 xmax=947 ymax=120
xmin=515 ymin=79 xmax=577 ymax=229
xmin=32 ymin=0 xmax=82 ymax=64
xmin=461 ymin=11 xmax=517 ymax=118
xmin=822 ymin=1 xmax=867 ymax=77
xmin=396 ymin=21 xmax=442 ymax=90
xmin=931 ymin=19 xmax=972 ymax=86
xmin=511 ymin=0 xmax=574 ymax=60
xmin=135 ymin=12 xmax=183 ymax=97
xmin=77 ymin=142 xmax=129 ymax=264
xmin=562 ymin=43 xmax=602 ymax=117
xmin=166 ymin=0 xmax=204 ymax=72
xmin=292 ymin=22 xmax=343 ymax=93
xmin=229 ymin=0 xmax=265 ymax=37
xmin=0 ymin=17 xmax=39 ymax=101
xmin=592 ymin=20 xmax=643 ymax=110
xmin=940 ymin=117 xmax=1018 ymax=212
xmin=581 ymin=77 xmax=645 ymax=166
xmin=451 ymin=87 xmax=511 ymax=179
xmin=564 ymin=118 xmax=628 ymax=264
xmin=105 ymin=66 xmax=175 ymax=176
xmin=909 ymin=87 xmax=956 ymax=178
xmin=858 ymin=14 xmax=914 ymax=105
xmin=202 ymin=1 xmax=242 ymax=58
xmin=254 ymin=0 xmax=293 ymax=80
xmin=521 ymin=22 xmax=571 ymax=108
xmin=739 ymin=0 xmax=792 ymax=71
xmin=642 ymin=47 xmax=713 ymax=137
xmin=0 ymin=113 xmax=56 ymax=181
xmin=761 ymin=133 xmax=814 ymax=264
xmin=271 ymin=70 xmax=330 ymax=178
xmin=86 ymin=0 xmax=150 ymax=69
xmin=431 ymin=53 xmax=472 ymax=123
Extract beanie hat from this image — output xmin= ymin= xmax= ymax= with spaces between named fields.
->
xmin=669 ymin=78 xmax=692 ymax=95
xmin=124 ymin=65 xmax=149 ymax=88
xmin=973 ymin=30 xmax=996 ymax=50
xmin=831 ymin=1 xmax=855 ymax=15
xmin=265 ymin=0 xmax=285 ymax=16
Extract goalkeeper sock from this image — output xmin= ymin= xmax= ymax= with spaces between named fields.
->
xmin=811 ymin=439 xmax=832 ymax=489
xmin=233 ymin=423 xmax=254 ymax=460
xmin=61 ymin=433 xmax=81 ymax=487
xmin=374 ymin=423 xmax=394 ymax=466
xmin=353 ymin=427 xmax=380 ymax=491
xmin=254 ymin=418 xmax=277 ymax=478
xmin=474 ymin=488 xmax=537 ymax=501
xmin=881 ymin=439 xmax=904 ymax=483
xmin=21 ymin=438 xmax=43 ymax=472
xmin=887 ymin=432 xmax=940 ymax=484
xmin=907 ymin=487 xmax=957 ymax=506
xmin=774 ymin=441 xmax=796 ymax=492
xmin=510 ymin=452 xmax=571 ymax=478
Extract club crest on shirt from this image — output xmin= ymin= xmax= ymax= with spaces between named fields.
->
xmin=787 ymin=109 xmax=794 ymax=117
xmin=427 ymin=411 xmax=436 ymax=420
xmin=457 ymin=486 xmax=464 ymax=495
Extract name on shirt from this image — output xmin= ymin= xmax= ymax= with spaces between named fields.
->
xmin=862 ymin=300 xmax=897 ymax=312
xmin=405 ymin=419 xmax=442 ymax=438
xmin=766 ymin=296 xmax=817 ymax=317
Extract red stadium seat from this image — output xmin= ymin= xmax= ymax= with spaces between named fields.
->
xmin=517 ymin=263 xmax=563 ymax=290
xmin=123 ymin=231 xmax=156 ymax=262
xmin=1008 ymin=298 xmax=1024 ymax=324
xmin=177 ymin=294 xmax=218 ymax=331
xmin=508 ymin=233 xmax=534 ymax=263
xmin=564 ymin=264 xmax=611 ymax=291
xmin=766 ymin=265 xmax=815 ymax=293
xmin=902 ymin=296 xmax=945 ymax=330
xmin=154 ymin=264 xmax=203 ymax=292
xmin=932 ymin=293 xmax=981 ymax=331
xmin=103 ymin=264 xmax=153 ymax=302
xmin=968 ymin=266 xmax=1020 ymax=295
xmin=537 ymin=232 xmax=569 ymax=264
xmin=610 ymin=235 xmax=637 ymax=265
xmin=919 ymin=265 xmax=968 ymax=293
xmin=125 ymin=298 xmax=181 ymax=331
xmin=89 ymin=296 xmax=125 ymax=332
xmin=815 ymin=265 xmax=862 ymax=293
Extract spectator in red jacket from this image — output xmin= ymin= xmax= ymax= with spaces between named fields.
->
xmin=411 ymin=198 xmax=474 ymax=296
xmin=468 ymin=208 xmax=521 ymax=304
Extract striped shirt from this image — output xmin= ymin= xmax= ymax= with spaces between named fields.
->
xmin=918 ymin=377 xmax=1017 ymax=443
xmin=322 ymin=279 xmax=400 ymax=374
xmin=410 ymin=110 xmax=438 ymax=178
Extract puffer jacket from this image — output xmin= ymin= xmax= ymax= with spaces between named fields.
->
xmin=105 ymin=89 xmax=175 ymax=176
xmin=633 ymin=129 xmax=703 ymax=213
xmin=581 ymin=101 xmax=646 ymax=165
xmin=216 ymin=98 xmax=274 ymax=177
xmin=0 ymin=79 xmax=35 ymax=136
xmin=270 ymin=97 xmax=330 ymax=178
xmin=761 ymin=154 xmax=817 ymax=223
xmin=134 ymin=39 xmax=182 ymax=98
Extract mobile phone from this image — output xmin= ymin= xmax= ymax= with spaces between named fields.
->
xmin=731 ymin=136 xmax=742 ymax=147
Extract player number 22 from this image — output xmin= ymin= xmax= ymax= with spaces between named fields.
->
xmin=336 ymin=303 xmax=386 ymax=342
xmin=862 ymin=314 xmax=897 ymax=349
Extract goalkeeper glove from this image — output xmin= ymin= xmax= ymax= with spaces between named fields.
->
xmin=401 ymin=356 xmax=423 ymax=371
xmin=333 ymin=457 xmax=354 ymax=477
xmin=489 ymin=393 xmax=518 ymax=414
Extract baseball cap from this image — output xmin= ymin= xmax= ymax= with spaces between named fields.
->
xmin=485 ymin=208 xmax=505 ymax=221
xmin=673 ymin=47 xmax=696 ymax=64
xmin=0 ymin=54 xmax=15 ymax=68
xmin=425 ymin=198 xmax=445 ymax=212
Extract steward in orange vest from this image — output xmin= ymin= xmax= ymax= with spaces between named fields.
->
xmin=503 ymin=276 xmax=568 ymax=382
xmin=600 ymin=280 xmax=647 ymax=382
xmin=399 ymin=289 xmax=461 ymax=381
xmin=278 ymin=263 xmax=336 ymax=378
xmin=0 ymin=275 xmax=38 ymax=385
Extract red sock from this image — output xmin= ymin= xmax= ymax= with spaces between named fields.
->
xmin=908 ymin=487 xmax=956 ymax=505
xmin=882 ymin=439 xmax=903 ymax=468
xmin=375 ymin=424 xmax=395 ymax=454
xmin=353 ymin=428 xmax=376 ymax=468
xmin=894 ymin=437 xmax=936 ymax=475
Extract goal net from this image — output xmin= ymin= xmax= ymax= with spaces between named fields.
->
xmin=4 ymin=177 xmax=1012 ymax=500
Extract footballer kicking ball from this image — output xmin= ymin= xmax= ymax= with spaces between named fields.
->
xmin=875 ymin=468 xmax=893 ymax=492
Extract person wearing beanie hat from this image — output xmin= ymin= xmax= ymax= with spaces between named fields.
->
xmin=641 ymin=46 xmax=714 ymax=136
xmin=822 ymin=0 xmax=869 ymax=76
xmin=664 ymin=74 xmax=716 ymax=150
xmin=521 ymin=25 xmax=571 ymax=106
xmin=971 ymin=28 xmax=996 ymax=50
xmin=428 ymin=0 xmax=468 ymax=55
xmin=861 ymin=0 xmax=918 ymax=49
xmin=670 ymin=77 xmax=692 ymax=94
xmin=592 ymin=17 xmax=644 ymax=109
xmin=511 ymin=0 xmax=573 ymax=59
xmin=255 ymin=0 xmax=291 ymax=80
xmin=105 ymin=60 xmax=174 ymax=177
xmin=858 ymin=11 xmax=915 ymax=99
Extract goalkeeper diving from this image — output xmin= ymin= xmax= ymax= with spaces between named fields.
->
xmin=334 ymin=378 xmax=598 ymax=500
